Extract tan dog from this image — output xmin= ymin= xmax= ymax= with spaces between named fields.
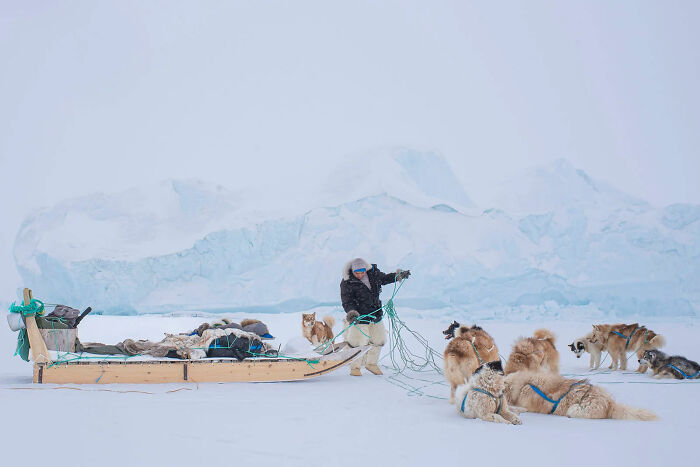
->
xmin=505 ymin=370 xmax=657 ymax=421
xmin=301 ymin=312 xmax=335 ymax=346
xmin=504 ymin=329 xmax=559 ymax=375
xmin=591 ymin=323 xmax=665 ymax=372
xmin=456 ymin=361 xmax=522 ymax=424
xmin=443 ymin=322 xmax=499 ymax=404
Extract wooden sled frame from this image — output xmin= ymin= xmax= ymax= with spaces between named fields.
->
xmin=21 ymin=289 xmax=363 ymax=384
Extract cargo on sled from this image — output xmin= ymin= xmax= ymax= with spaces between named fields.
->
xmin=7 ymin=288 xmax=365 ymax=384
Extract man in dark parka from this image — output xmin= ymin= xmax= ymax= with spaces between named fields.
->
xmin=340 ymin=257 xmax=410 ymax=376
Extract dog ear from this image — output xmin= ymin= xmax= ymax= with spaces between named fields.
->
xmin=568 ymin=343 xmax=575 ymax=350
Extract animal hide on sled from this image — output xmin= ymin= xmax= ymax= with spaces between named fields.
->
xmin=118 ymin=328 xmax=273 ymax=360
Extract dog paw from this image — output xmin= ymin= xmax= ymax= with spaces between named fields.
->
xmin=511 ymin=417 xmax=522 ymax=425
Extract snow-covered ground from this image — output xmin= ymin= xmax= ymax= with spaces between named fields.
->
xmin=2 ymin=310 xmax=699 ymax=467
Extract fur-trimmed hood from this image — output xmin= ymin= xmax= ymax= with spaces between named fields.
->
xmin=342 ymin=258 xmax=372 ymax=281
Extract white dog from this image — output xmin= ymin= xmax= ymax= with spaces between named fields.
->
xmin=455 ymin=361 xmax=522 ymax=425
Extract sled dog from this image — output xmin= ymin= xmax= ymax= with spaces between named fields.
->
xmin=639 ymin=349 xmax=700 ymax=379
xmin=443 ymin=322 xmax=499 ymax=404
xmin=591 ymin=323 xmax=665 ymax=372
xmin=301 ymin=312 xmax=335 ymax=346
xmin=568 ymin=331 xmax=605 ymax=369
xmin=455 ymin=361 xmax=522 ymax=425
xmin=505 ymin=371 xmax=657 ymax=421
xmin=505 ymin=329 xmax=559 ymax=375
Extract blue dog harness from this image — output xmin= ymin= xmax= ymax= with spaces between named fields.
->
xmin=611 ymin=327 xmax=639 ymax=350
xmin=460 ymin=387 xmax=503 ymax=415
xmin=528 ymin=381 xmax=587 ymax=414
xmin=664 ymin=364 xmax=700 ymax=379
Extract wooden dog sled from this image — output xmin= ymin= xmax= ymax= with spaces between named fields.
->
xmin=17 ymin=289 xmax=363 ymax=384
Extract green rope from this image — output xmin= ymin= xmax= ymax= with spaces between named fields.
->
xmin=378 ymin=281 xmax=448 ymax=399
xmin=9 ymin=299 xmax=45 ymax=316
xmin=382 ymin=285 xmax=444 ymax=375
xmin=14 ymin=329 xmax=29 ymax=361
xmin=311 ymin=278 xmax=448 ymax=398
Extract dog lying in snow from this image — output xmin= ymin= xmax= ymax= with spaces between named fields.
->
xmin=443 ymin=322 xmax=499 ymax=404
xmin=590 ymin=323 xmax=665 ymax=372
xmin=456 ymin=361 xmax=522 ymax=425
xmin=639 ymin=349 xmax=700 ymax=379
xmin=505 ymin=371 xmax=657 ymax=421
xmin=569 ymin=331 xmax=605 ymax=370
xmin=504 ymin=329 xmax=559 ymax=375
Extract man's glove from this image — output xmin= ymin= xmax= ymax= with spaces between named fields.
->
xmin=346 ymin=310 xmax=360 ymax=323
xmin=396 ymin=269 xmax=411 ymax=281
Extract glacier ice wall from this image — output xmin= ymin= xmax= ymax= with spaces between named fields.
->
xmin=12 ymin=151 xmax=700 ymax=318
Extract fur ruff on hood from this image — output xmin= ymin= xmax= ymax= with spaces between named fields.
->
xmin=342 ymin=258 xmax=372 ymax=281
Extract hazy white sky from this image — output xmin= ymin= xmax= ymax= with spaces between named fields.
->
xmin=1 ymin=1 xmax=699 ymax=298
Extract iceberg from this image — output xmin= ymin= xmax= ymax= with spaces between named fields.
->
xmin=12 ymin=150 xmax=700 ymax=318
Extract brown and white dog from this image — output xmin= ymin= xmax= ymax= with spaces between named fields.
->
xmin=443 ymin=322 xmax=499 ymax=404
xmin=505 ymin=370 xmax=657 ymax=421
xmin=568 ymin=331 xmax=606 ymax=370
xmin=301 ymin=312 xmax=335 ymax=346
xmin=456 ymin=361 xmax=522 ymax=425
xmin=504 ymin=329 xmax=559 ymax=375
xmin=590 ymin=323 xmax=665 ymax=372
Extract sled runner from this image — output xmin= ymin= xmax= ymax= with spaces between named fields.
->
xmin=13 ymin=289 xmax=365 ymax=384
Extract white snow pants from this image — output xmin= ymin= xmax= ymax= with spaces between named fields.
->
xmin=345 ymin=321 xmax=386 ymax=370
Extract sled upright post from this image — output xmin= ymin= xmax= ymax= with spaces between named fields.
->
xmin=24 ymin=288 xmax=51 ymax=365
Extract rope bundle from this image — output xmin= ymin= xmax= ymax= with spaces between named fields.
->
xmin=9 ymin=298 xmax=45 ymax=316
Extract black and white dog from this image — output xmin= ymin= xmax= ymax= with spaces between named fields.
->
xmin=639 ymin=349 xmax=700 ymax=379
xmin=568 ymin=332 xmax=605 ymax=370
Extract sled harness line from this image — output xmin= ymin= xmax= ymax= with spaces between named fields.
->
xmin=460 ymin=387 xmax=503 ymax=414
xmin=470 ymin=341 xmax=484 ymax=365
xmin=528 ymin=381 xmax=586 ymax=414
xmin=611 ymin=327 xmax=639 ymax=350
xmin=664 ymin=364 xmax=700 ymax=379
xmin=325 ymin=278 xmax=447 ymax=399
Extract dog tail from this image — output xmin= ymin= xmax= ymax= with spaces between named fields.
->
xmin=534 ymin=328 xmax=556 ymax=344
xmin=647 ymin=334 xmax=666 ymax=349
xmin=322 ymin=315 xmax=336 ymax=330
xmin=610 ymin=403 xmax=657 ymax=421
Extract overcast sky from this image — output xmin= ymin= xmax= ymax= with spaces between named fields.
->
xmin=1 ymin=1 xmax=699 ymax=299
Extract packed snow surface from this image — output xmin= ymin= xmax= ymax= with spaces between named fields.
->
xmin=12 ymin=151 xmax=700 ymax=317
xmin=1 ymin=311 xmax=699 ymax=467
